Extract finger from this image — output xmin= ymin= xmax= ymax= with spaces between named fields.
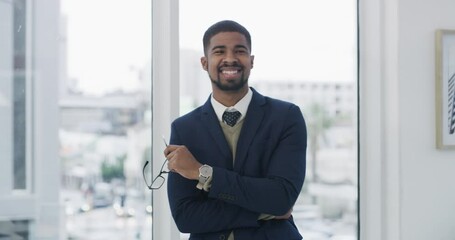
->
xmin=167 ymin=161 xmax=174 ymax=172
xmin=164 ymin=145 xmax=179 ymax=156
xmin=164 ymin=145 xmax=172 ymax=156
xmin=166 ymin=145 xmax=180 ymax=151
xmin=166 ymin=150 xmax=175 ymax=160
xmin=165 ymin=146 xmax=178 ymax=157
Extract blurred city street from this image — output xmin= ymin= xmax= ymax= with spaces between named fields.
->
xmin=63 ymin=190 xmax=152 ymax=240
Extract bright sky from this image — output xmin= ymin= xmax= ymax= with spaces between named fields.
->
xmin=180 ymin=0 xmax=357 ymax=83
xmin=61 ymin=0 xmax=151 ymax=95
xmin=62 ymin=0 xmax=356 ymax=95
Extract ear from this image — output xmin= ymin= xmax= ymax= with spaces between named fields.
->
xmin=250 ymin=55 xmax=255 ymax=69
xmin=201 ymin=56 xmax=208 ymax=71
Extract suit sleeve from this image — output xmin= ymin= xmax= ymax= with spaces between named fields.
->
xmin=208 ymin=104 xmax=307 ymax=216
xmin=167 ymin=125 xmax=261 ymax=234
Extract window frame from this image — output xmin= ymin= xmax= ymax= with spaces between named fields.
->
xmin=151 ymin=0 xmax=180 ymax=240
xmin=358 ymin=0 xmax=401 ymax=239
xmin=0 ymin=0 xmax=62 ymax=238
xmin=0 ymin=0 xmax=34 ymax=204
xmin=0 ymin=0 xmax=15 ymax=197
xmin=152 ymin=0 xmax=402 ymax=239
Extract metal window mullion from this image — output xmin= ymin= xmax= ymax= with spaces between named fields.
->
xmin=0 ymin=0 xmax=14 ymax=196
xmin=24 ymin=0 xmax=33 ymax=194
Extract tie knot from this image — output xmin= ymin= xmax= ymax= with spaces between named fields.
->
xmin=222 ymin=111 xmax=241 ymax=127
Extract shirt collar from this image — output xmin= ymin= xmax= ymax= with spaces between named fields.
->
xmin=211 ymin=87 xmax=253 ymax=122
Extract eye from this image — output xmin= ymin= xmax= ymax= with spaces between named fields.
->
xmin=236 ymin=49 xmax=247 ymax=54
xmin=213 ymin=49 xmax=224 ymax=55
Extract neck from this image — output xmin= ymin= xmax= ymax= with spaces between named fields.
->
xmin=212 ymin=86 xmax=249 ymax=107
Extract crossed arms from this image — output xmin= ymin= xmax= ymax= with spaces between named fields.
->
xmin=166 ymin=105 xmax=307 ymax=233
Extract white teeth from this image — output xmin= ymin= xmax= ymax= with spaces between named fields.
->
xmin=222 ymin=70 xmax=238 ymax=74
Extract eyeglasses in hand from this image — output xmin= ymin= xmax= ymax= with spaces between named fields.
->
xmin=142 ymin=158 xmax=169 ymax=190
xmin=142 ymin=135 xmax=169 ymax=190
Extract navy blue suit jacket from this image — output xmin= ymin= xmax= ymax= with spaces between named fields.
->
xmin=167 ymin=88 xmax=307 ymax=240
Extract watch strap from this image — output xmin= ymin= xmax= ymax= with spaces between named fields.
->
xmin=196 ymin=175 xmax=213 ymax=191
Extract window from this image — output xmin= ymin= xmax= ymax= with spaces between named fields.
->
xmin=12 ymin=0 xmax=28 ymax=190
xmin=0 ymin=0 xmax=30 ymax=193
xmin=1 ymin=0 xmax=34 ymax=237
xmin=0 ymin=220 xmax=30 ymax=239
xmin=179 ymin=0 xmax=358 ymax=239
xmin=1 ymin=0 xmax=360 ymax=239
xmin=59 ymin=0 xmax=152 ymax=239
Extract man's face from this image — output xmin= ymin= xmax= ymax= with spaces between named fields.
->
xmin=201 ymin=32 xmax=254 ymax=92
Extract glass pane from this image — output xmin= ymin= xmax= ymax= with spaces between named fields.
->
xmin=179 ymin=0 xmax=358 ymax=239
xmin=13 ymin=0 xmax=27 ymax=190
xmin=0 ymin=220 xmax=30 ymax=239
xmin=59 ymin=0 xmax=152 ymax=239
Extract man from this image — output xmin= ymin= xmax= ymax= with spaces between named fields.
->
xmin=165 ymin=20 xmax=307 ymax=240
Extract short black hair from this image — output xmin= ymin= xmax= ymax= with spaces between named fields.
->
xmin=202 ymin=20 xmax=252 ymax=56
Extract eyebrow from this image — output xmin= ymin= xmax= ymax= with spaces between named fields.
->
xmin=211 ymin=44 xmax=249 ymax=52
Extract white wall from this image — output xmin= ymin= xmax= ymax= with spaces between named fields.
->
xmin=361 ymin=0 xmax=455 ymax=239
xmin=398 ymin=0 xmax=455 ymax=239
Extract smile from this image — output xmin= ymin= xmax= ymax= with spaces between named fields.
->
xmin=222 ymin=70 xmax=239 ymax=75
xmin=219 ymin=69 xmax=242 ymax=80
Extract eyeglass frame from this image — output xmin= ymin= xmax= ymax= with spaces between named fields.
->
xmin=142 ymin=135 xmax=170 ymax=190
xmin=142 ymin=158 xmax=169 ymax=190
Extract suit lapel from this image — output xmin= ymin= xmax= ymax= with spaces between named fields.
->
xmin=201 ymin=98 xmax=233 ymax=162
xmin=234 ymin=89 xmax=266 ymax=171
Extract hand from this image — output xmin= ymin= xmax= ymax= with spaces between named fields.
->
xmin=164 ymin=145 xmax=202 ymax=180
xmin=275 ymin=207 xmax=293 ymax=220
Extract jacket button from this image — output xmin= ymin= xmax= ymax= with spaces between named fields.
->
xmin=219 ymin=234 xmax=225 ymax=240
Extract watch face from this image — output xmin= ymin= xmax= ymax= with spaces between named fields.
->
xmin=200 ymin=165 xmax=212 ymax=177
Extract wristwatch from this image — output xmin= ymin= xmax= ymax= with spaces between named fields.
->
xmin=198 ymin=164 xmax=213 ymax=184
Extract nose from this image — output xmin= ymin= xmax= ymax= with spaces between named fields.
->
xmin=222 ymin=50 xmax=238 ymax=65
